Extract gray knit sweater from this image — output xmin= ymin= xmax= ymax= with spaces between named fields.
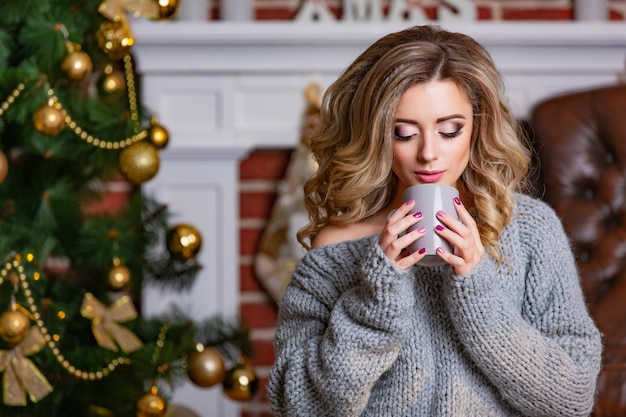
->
xmin=268 ymin=195 xmax=602 ymax=416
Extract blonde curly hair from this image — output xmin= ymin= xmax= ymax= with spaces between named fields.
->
xmin=298 ymin=25 xmax=531 ymax=261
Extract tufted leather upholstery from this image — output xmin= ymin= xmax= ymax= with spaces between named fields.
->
xmin=530 ymin=84 xmax=626 ymax=416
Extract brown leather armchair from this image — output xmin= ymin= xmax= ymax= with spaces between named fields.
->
xmin=530 ymin=84 xmax=626 ymax=416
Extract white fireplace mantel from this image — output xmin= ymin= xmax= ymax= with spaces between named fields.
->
xmin=133 ymin=21 xmax=626 ymax=417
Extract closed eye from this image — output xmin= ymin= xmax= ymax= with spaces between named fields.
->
xmin=439 ymin=122 xmax=463 ymax=138
xmin=440 ymin=128 xmax=462 ymax=138
xmin=394 ymin=132 xmax=414 ymax=141
xmin=394 ymin=125 xmax=419 ymax=141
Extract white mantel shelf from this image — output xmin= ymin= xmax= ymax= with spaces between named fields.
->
xmin=133 ymin=21 xmax=626 ymax=151
xmin=134 ymin=21 xmax=626 ymax=417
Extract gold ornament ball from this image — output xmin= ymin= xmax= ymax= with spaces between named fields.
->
xmin=148 ymin=123 xmax=169 ymax=149
xmin=187 ymin=347 xmax=226 ymax=388
xmin=156 ymin=0 xmax=180 ymax=19
xmin=166 ymin=224 xmax=202 ymax=261
xmin=98 ymin=66 xmax=126 ymax=98
xmin=222 ymin=359 xmax=258 ymax=402
xmin=33 ymin=105 xmax=65 ymax=135
xmin=97 ymin=20 xmax=134 ymax=61
xmin=108 ymin=264 xmax=131 ymax=290
xmin=0 ymin=149 xmax=8 ymax=184
xmin=62 ymin=49 xmax=93 ymax=80
xmin=136 ymin=390 xmax=166 ymax=417
xmin=119 ymin=141 xmax=160 ymax=185
xmin=0 ymin=309 xmax=31 ymax=345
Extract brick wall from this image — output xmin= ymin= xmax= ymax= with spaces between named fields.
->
xmin=213 ymin=0 xmax=626 ymax=21
xmin=239 ymin=149 xmax=292 ymax=416
xmin=236 ymin=1 xmax=624 ymax=416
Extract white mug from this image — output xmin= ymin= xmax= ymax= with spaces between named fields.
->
xmin=404 ymin=184 xmax=459 ymax=266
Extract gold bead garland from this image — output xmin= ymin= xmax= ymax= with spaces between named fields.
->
xmin=0 ymin=255 xmax=131 ymax=381
xmin=123 ymin=54 xmax=140 ymax=133
xmin=0 ymin=52 xmax=148 ymax=149
xmin=0 ymin=83 xmax=26 ymax=117
xmin=152 ymin=323 xmax=170 ymax=376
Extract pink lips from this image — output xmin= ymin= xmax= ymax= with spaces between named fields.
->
xmin=416 ymin=170 xmax=444 ymax=183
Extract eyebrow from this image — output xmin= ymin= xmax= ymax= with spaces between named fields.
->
xmin=395 ymin=114 xmax=467 ymax=124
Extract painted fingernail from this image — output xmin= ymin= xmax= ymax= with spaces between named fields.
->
xmin=454 ymin=197 xmax=462 ymax=205
xmin=436 ymin=247 xmax=445 ymax=254
xmin=417 ymin=227 xmax=427 ymax=233
xmin=435 ymin=225 xmax=445 ymax=231
xmin=406 ymin=199 xmax=414 ymax=205
xmin=413 ymin=211 xmax=422 ymax=218
xmin=437 ymin=210 xmax=446 ymax=217
xmin=418 ymin=247 xmax=426 ymax=254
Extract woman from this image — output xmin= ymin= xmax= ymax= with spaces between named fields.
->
xmin=268 ymin=25 xmax=602 ymax=417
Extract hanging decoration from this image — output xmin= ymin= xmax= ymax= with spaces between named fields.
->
xmin=98 ymin=0 xmax=180 ymax=43
xmin=61 ymin=42 xmax=93 ymax=80
xmin=97 ymin=64 xmax=126 ymax=98
xmin=80 ymin=292 xmax=143 ymax=353
xmin=166 ymin=224 xmax=202 ymax=261
xmin=148 ymin=117 xmax=169 ymax=149
xmin=0 ymin=327 xmax=53 ymax=406
xmin=187 ymin=345 xmax=226 ymax=388
xmin=96 ymin=19 xmax=134 ymax=61
xmin=135 ymin=385 xmax=166 ymax=417
xmin=53 ymin=23 xmax=93 ymax=81
xmin=33 ymin=98 xmax=65 ymax=136
xmin=222 ymin=357 xmax=258 ymax=402
xmin=0 ymin=305 xmax=30 ymax=346
xmin=254 ymin=82 xmax=321 ymax=301
xmin=0 ymin=256 xmax=132 ymax=388
xmin=107 ymin=256 xmax=131 ymax=290
xmin=118 ymin=140 xmax=160 ymax=184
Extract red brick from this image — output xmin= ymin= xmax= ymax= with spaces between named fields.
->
xmin=240 ymin=191 xmax=277 ymax=219
xmin=241 ymin=263 xmax=264 ymax=292
xmin=502 ymin=8 xmax=571 ymax=20
xmin=240 ymin=149 xmax=292 ymax=180
xmin=81 ymin=174 xmax=135 ymax=216
xmin=257 ymin=8 xmax=297 ymax=20
xmin=241 ymin=300 xmax=279 ymax=329
xmin=250 ymin=338 xmax=275 ymax=367
xmin=241 ymin=227 xmax=265 ymax=256
xmin=477 ymin=6 xmax=492 ymax=20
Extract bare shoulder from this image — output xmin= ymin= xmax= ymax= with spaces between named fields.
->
xmin=312 ymin=220 xmax=383 ymax=249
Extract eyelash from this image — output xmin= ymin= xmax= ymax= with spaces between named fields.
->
xmin=441 ymin=128 xmax=462 ymax=138
xmin=393 ymin=127 xmax=463 ymax=141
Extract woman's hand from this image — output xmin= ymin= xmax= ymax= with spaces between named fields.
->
xmin=379 ymin=199 xmax=428 ymax=269
xmin=434 ymin=197 xmax=484 ymax=275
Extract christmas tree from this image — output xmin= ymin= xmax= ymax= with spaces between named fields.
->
xmin=0 ymin=1 xmax=255 ymax=416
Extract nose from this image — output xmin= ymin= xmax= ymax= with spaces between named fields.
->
xmin=417 ymin=134 xmax=439 ymax=162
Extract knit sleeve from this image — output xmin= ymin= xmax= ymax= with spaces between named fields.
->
xmin=268 ymin=237 xmax=416 ymax=417
xmin=443 ymin=196 xmax=602 ymax=417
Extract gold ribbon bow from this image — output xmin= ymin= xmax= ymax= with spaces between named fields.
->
xmin=80 ymin=293 xmax=143 ymax=353
xmin=0 ymin=328 xmax=53 ymax=406
xmin=99 ymin=0 xmax=160 ymax=39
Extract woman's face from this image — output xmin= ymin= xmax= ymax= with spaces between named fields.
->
xmin=392 ymin=80 xmax=473 ymax=191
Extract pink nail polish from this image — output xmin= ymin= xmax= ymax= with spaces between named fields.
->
xmin=417 ymin=227 xmax=426 ymax=233
xmin=436 ymin=225 xmax=445 ymax=231
xmin=418 ymin=247 xmax=426 ymax=254
xmin=436 ymin=247 xmax=445 ymax=254
xmin=454 ymin=197 xmax=462 ymax=205
xmin=406 ymin=199 xmax=414 ymax=205
xmin=437 ymin=210 xmax=446 ymax=217
xmin=413 ymin=211 xmax=422 ymax=218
